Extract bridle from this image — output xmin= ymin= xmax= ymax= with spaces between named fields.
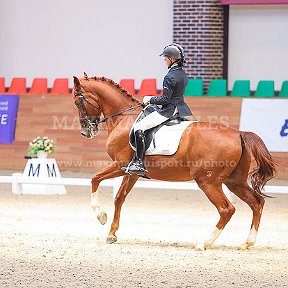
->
xmin=74 ymin=87 xmax=143 ymax=136
xmin=74 ymin=89 xmax=100 ymax=135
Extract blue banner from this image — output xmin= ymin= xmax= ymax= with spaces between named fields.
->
xmin=0 ymin=95 xmax=19 ymax=144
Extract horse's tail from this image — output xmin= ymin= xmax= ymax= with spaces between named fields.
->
xmin=240 ymin=131 xmax=277 ymax=198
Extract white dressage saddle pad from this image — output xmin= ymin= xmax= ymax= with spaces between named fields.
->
xmin=145 ymin=121 xmax=195 ymax=156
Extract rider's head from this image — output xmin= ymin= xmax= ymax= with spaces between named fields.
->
xmin=160 ymin=43 xmax=186 ymax=68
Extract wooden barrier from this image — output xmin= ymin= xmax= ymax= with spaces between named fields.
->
xmin=0 ymin=94 xmax=287 ymax=178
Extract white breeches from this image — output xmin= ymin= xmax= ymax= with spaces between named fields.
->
xmin=133 ymin=111 xmax=169 ymax=132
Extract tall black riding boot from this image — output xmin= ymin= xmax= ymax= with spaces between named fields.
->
xmin=124 ymin=130 xmax=146 ymax=176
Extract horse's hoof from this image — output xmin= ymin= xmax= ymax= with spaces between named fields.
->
xmin=97 ymin=211 xmax=107 ymax=225
xmin=195 ymin=243 xmax=206 ymax=251
xmin=106 ymin=235 xmax=117 ymax=244
xmin=238 ymin=241 xmax=253 ymax=250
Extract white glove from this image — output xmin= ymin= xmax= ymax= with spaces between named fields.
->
xmin=143 ymin=96 xmax=153 ymax=105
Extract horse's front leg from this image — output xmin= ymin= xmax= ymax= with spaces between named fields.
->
xmin=107 ymin=175 xmax=139 ymax=244
xmin=91 ymin=161 xmax=125 ymax=224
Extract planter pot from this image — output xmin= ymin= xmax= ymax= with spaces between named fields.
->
xmin=37 ymin=150 xmax=48 ymax=159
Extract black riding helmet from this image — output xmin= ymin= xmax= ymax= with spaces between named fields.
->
xmin=159 ymin=43 xmax=186 ymax=66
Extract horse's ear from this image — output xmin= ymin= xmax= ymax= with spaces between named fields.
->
xmin=84 ymin=72 xmax=88 ymax=79
xmin=73 ymin=76 xmax=80 ymax=88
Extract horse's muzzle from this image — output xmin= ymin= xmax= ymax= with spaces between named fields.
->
xmin=80 ymin=127 xmax=98 ymax=139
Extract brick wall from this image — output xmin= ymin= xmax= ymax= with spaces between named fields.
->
xmin=173 ymin=0 xmax=225 ymax=90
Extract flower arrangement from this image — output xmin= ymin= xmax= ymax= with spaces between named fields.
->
xmin=27 ymin=136 xmax=55 ymax=157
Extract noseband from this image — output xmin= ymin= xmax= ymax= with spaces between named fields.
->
xmin=74 ymin=88 xmax=143 ymax=132
xmin=74 ymin=89 xmax=100 ymax=133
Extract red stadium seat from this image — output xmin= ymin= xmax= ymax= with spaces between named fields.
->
xmin=29 ymin=78 xmax=48 ymax=94
xmin=136 ymin=78 xmax=158 ymax=96
xmin=50 ymin=78 xmax=70 ymax=95
xmin=8 ymin=78 xmax=27 ymax=94
xmin=0 ymin=78 xmax=5 ymax=93
xmin=120 ymin=79 xmax=135 ymax=95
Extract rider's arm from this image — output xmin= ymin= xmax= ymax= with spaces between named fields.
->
xmin=149 ymin=75 xmax=175 ymax=105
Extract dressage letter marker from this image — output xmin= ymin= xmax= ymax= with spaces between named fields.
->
xmin=21 ymin=158 xmax=66 ymax=195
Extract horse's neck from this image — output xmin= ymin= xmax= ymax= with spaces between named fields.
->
xmin=102 ymin=95 xmax=131 ymax=118
xmin=92 ymin=81 xmax=139 ymax=133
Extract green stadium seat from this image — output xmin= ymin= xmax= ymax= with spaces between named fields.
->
xmin=230 ymin=80 xmax=250 ymax=97
xmin=184 ymin=79 xmax=203 ymax=96
xmin=254 ymin=80 xmax=274 ymax=97
xmin=278 ymin=80 xmax=288 ymax=97
xmin=206 ymin=79 xmax=227 ymax=96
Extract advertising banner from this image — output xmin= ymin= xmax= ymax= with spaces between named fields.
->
xmin=220 ymin=0 xmax=288 ymax=4
xmin=240 ymin=99 xmax=288 ymax=152
xmin=0 ymin=95 xmax=19 ymax=144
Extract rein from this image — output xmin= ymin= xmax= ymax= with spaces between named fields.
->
xmin=97 ymin=103 xmax=143 ymax=124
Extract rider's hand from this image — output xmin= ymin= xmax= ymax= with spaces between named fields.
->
xmin=143 ymin=96 xmax=153 ymax=105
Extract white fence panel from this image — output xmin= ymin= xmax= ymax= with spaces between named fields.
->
xmin=0 ymin=174 xmax=287 ymax=199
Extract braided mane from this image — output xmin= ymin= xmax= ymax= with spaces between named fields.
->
xmin=90 ymin=76 xmax=142 ymax=105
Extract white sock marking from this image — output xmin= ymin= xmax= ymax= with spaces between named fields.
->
xmin=247 ymin=226 xmax=258 ymax=244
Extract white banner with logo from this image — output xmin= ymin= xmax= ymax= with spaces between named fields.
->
xmin=239 ymin=99 xmax=288 ymax=152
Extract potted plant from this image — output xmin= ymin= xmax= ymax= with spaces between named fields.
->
xmin=27 ymin=136 xmax=55 ymax=158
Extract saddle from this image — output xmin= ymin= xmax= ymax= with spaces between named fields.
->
xmin=129 ymin=105 xmax=193 ymax=156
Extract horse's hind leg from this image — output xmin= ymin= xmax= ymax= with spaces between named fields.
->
xmin=224 ymin=144 xmax=265 ymax=250
xmin=224 ymin=179 xmax=265 ymax=250
xmin=107 ymin=174 xmax=139 ymax=244
xmin=195 ymin=180 xmax=236 ymax=251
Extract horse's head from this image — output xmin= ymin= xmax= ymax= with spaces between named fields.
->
xmin=72 ymin=74 xmax=101 ymax=139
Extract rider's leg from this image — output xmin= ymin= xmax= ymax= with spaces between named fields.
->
xmin=133 ymin=111 xmax=169 ymax=132
xmin=125 ymin=129 xmax=146 ymax=176
xmin=124 ymin=111 xmax=169 ymax=176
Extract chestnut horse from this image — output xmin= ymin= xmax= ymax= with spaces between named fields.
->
xmin=72 ymin=74 xmax=276 ymax=250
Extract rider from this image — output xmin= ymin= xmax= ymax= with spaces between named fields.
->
xmin=123 ymin=43 xmax=193 ymax=176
